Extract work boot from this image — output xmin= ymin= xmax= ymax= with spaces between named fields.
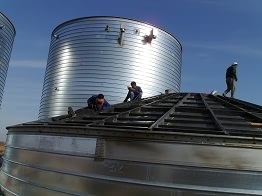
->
xmin=222 ymin=93 xmax=226 ymax=97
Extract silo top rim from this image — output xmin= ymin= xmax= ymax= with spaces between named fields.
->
xmin=52 ymin=16 xmax=182 ymax=49
xmin=0 ymin=12 xmax=16 ymax=36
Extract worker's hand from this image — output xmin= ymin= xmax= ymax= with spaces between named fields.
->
xmin=235 ymin=79 xmax=238 ymax=82
xmin=88 ymin=103 xmax=95 ymax=109
xmin=94 ymin=105 xmax=102 ymax=111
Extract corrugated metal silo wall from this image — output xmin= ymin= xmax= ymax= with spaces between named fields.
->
xmin=39 ymin=16 xmax=182 ymax=119
xmin=0 ymin=12 xmax=16 ymax=109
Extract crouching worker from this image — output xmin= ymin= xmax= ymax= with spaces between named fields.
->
xmin=124 ymin=81 xmax=143 ymax=102
xmin=87 ymin=94 xmax=111 ymax=111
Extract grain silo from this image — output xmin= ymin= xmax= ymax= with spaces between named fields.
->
xmin=39 ymin=16 xmax=182 ymax=119
xmin=0 ymin=12 xmax=16 ymax=109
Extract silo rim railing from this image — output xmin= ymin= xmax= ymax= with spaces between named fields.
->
xmin=0 ymin=12 xmax=16 ymax=36
xmin=51 ymin=16 xmax=182 ymax=51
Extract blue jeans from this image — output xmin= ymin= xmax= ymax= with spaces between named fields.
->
xmin=124 ymin=91 xmax=142 ymax=102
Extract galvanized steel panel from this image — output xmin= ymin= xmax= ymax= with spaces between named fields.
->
xmin=1 ymin=133 xmax=262 ymax=195
xmin=0 ymin=12 xmax=15 ymax=109
xmin=39 ymin=16 xmax=182 ymax=119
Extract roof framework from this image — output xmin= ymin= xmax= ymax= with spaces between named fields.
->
xmin=8 ymin=93 xmax=262 ymax=146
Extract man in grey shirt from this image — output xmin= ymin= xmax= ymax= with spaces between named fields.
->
xmin=124 ymin=81 xmax=143 ymax=102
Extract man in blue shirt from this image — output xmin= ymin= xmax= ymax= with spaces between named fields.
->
xmin=87 ymin=94 xmax=111 ymax=111
xmin=124 ymin=81 xmax=143 ymax=102
xmin=67 ymin=94 xmax=110 ymax=116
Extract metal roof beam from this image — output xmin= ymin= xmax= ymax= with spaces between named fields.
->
xmin=88 ymin=94 xmax=176 ymax=127
xmin=217 ymin=95 xmax=262 ymax=113
xmin=200 ymin=94 xmax=228 ymax=135
xmin=149 ymin=93 xmax=191 ymax=130
xmin=211 ymin=95 xmax=262 ymax=122
xmin=8 ymin=125 xmax=262 ymax=147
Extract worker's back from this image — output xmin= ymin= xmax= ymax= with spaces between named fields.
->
xmin=226 ymin=65 xmax=235 ymax=78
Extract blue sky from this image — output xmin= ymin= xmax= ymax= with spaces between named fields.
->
xmin=0 ymin=0 xmax=262 ymax=141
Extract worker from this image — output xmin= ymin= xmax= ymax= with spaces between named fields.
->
xmin=87 ymin=94 xmax=111 ymax=111
xmin=223 ymin=62 xmax=238 ymax=98
xmin=68 ymin=106 xmax=76 ymax=117
xmin=124 ymin=81 xmax=143 ymax=102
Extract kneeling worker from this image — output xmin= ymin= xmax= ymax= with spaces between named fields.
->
xmin=87 ymin=94 xmax=111 ymax=111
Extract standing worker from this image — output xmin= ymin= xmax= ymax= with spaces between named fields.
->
xmin=223 ymin=62 xmax=238 ymax=98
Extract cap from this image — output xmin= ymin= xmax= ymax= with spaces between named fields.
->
xmin=233 ymin=62 xmax=238 ymax=65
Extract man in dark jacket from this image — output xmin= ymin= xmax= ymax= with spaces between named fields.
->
xmin=67 ymin=94 xmax=110 ymax=117
xmin=223 ymin=62 xmax=238 ymax=98
xmin=124 ymin=81 xmax=143 ymax=102
xmin=87 ymin=94 xmax=111 ymax=111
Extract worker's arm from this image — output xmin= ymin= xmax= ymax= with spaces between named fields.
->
xmin=103 ymin=101 xmax=111 ymax=110
xmin=128 ymin=86 xmax=142 ymax=94
xmin=136 ymin=86 xmax=143 ymax=94
xmin=232 ymin=66 xmax=238 ymax=81
xmin=87 ymin=97 xmax=92 ymax=105
xmin=130 ymin=86 xmax=142 ymax=94
xmin=128 ymin=87 xmax=135 ymax=92
xmin=87 ymin=96 xmax=96 ymax=108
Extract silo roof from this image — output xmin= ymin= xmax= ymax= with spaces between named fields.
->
xmin=8 ymin=92 xmax=262 ymax=147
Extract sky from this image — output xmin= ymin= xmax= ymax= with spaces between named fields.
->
xmin=0 ymin=0 xmax=262 ymax=141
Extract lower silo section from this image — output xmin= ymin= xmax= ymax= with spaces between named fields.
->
xmin=39 ymin=16 xmax=182 ymax=119
xmin=0 ymin=12 xmax=16 ymax=109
